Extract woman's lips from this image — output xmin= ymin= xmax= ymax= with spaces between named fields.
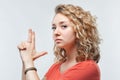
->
xmin=55 ymin=39 xmax=62 ymax=43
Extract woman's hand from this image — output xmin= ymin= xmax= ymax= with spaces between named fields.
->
xmin=17 ymin=29 xmax=47 ymax=63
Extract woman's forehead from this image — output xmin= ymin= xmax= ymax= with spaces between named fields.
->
xmin=52 ymin=13 xmax=70 ymax=25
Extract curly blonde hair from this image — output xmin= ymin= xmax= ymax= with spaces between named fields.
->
xmin=53 ymin=4 xmax=101 ymax=63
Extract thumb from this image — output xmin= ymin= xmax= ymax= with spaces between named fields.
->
xmin=33 ymin=51 xmax=48 ymax=60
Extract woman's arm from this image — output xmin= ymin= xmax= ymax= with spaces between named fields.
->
xmin=23 ymin=58 xmax=40 ymax=80
xmin=22 ymin=65 xmax=26 ymax=80
xmin=18 ymin=29 xmax=47 ymax=80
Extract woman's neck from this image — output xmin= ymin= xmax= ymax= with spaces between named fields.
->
xmin=64 ymin=44 xmax=78 ymax=63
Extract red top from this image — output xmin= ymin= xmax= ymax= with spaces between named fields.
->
xmin=45 ymin=60 xmax=100 ymax=80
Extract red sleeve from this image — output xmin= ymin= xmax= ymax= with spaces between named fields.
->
xmin=63 ymin=60 xmax=100 ymax=80
xmin=77 ymin=61 xmax=100 ymax=80
xmin=45 ymin=62 xmax=60 ymax=78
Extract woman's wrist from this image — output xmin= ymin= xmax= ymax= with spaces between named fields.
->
xmin=24 ymin=67 xmax=37 ymax=75
xmin=23 ymin=59 xmax=34 ymax=69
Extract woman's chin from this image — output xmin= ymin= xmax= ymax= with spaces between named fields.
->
xmin=56 ymin=44 xmax=65 ymax=48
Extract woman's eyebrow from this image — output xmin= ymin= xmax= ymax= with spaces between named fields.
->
xmin=52 ymin=20 xmax=68 ymax=27
xmin=59 ymin=21 xmax=65 ymax=24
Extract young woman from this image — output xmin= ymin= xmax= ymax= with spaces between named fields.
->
xmin=18 ymin=4 xmax=101 ymax=80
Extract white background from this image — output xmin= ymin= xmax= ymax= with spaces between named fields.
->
xmin=0 ymin=0 xmax=120 ymax=80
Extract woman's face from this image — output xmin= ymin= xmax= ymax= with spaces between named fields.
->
xmin=52 ymin=13 xmax=76 ymax=49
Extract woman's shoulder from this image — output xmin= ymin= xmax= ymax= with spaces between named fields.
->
xmin=46 ymin=62 xmax=61 ymax=73
xmin=77 ymin=60 xmax=99 ymax=67
xmin=70 ymin=60 xmax=100 ymax=79
xmin=50 ymin=61 xmax=62 ymax=68
xmin=45 ymin=62 xmax=61 ymax=77
xmin=76 ymin=60 xmax=100 ymax=74
xmin=63 ymin=60 xmax=100 ymax=80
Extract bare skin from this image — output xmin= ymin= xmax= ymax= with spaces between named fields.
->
xmin=18 ymin=29 xmax=47 ymax=80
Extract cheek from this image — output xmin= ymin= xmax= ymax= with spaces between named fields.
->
xmin=64 ymin=32 xmax=76 ymax=42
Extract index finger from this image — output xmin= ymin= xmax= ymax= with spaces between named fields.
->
xmin=31 ymin=31 xmax=35 ymax=49
xmin=27 ymin=29 xmax=32 ymax=43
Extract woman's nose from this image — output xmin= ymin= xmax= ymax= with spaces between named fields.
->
xmin=53 ymin=27 xmax=61 ymax=36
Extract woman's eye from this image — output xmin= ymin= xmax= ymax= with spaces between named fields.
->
xmin=52 ymin=26 xmax=56 ymax=30
xmin=61 ymin=25 xmax=67 ymax=29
